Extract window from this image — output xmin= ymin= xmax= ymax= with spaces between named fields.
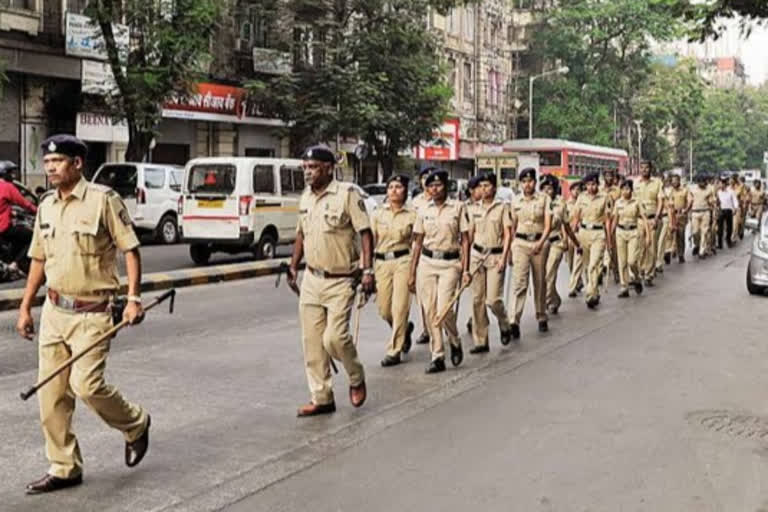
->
xmin=66 ymin=0 xmax=88 ymax=13
xmin=463 ymin=62 xmax=473 ymax=102
xmin=539 ymin=151 xmax=562 ymax=167
xmin=279 ymin=165 xmax=304 ymax=194
xmin=487 ymin=69 xmax=499 ymax=107
xmin=447 ymin=58 xmax=457 ymax=101
xmin=169 ymin=170 xmax=183 ymax=192
xmin=447 ymin=8 xmax=459 ymax=35
xmin=8 ymin=0 xmax=36 ymax=9
xmin=253 ymin=165 xmax=275 ymax=194
xmin=188 ymin=164 xmax=236 ymax=195
xmin=463 ymin=7 xmax=474 ymax=41
xmin=144 ymin=168 xmax=166 ymax=189
xmin=93 ymin=165 xmax=138 ymax=198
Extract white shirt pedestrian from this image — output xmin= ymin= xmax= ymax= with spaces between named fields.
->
xmin=718 ymin=187 xmax=739 ymax=211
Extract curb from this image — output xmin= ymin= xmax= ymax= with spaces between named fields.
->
xmin=0 ymin=258 xmax=296 ymax=312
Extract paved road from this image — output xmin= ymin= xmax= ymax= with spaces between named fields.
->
xmin=0 ymin=240 xmax=764 ymax=511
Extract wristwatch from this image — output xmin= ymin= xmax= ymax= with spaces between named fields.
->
xmin=127 ymin=295 xmax=142 ymax=304
xmin=362 ymin=268 xmax=374 ymax=276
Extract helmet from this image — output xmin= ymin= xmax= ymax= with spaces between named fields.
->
xmin=0 ymin=160 xmax=18 ymax=178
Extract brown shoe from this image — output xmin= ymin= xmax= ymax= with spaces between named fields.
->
xmin=297 ymin=401 xmax=336 ymax=417
xmin=126 ymin=415 xmax=151 ymax=468
xmin=26 ymin=474 xmax=82 ymax=495
xmin=350 ymin=381 xmax=367 ymax=408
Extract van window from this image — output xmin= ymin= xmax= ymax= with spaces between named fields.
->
xmin=253 ymin=165 xmax=275 ymax=194
xmin=169 ymin=170 xmax=183 ymax=192
xmin=93 ymin=165 xmax=138 ymax=198
xmin=144 ymin=168 xmax=166 ymax=189
xmin=188 ymin=164 xmax=236 ymax=194
xmin=279 ymin=165 xmax=305 ymax=194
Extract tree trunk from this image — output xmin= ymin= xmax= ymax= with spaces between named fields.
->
xmin=125 ymin=125 xmax=154 ymax=162
xmin=378 ymin=154 xmax=394 ymax=182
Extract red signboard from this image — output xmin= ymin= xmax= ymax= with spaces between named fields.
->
xmin=162 ymin=82 xmax=281 ymax=125
xmin=413 ymin=119 xmax=460 ymax=161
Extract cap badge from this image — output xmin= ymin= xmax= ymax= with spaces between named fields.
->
xmin=48 ymin=141 xmax=57 ymax=152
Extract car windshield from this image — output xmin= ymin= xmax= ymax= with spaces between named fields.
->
xmin=93 ymin=165 xmax=138 ymax=198
xmin=188 ymin=164 xmax=236 ymax=195
xmin=363 ymin=184 xmax=387 ymax=195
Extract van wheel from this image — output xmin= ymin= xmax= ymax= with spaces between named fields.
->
xmin=190 ymin=244 xmax=211 ymax=265
xmin=254 ymin=232 xmax=277 ymax=260
xmin=157 ymin=214 xmax=178 ymax=244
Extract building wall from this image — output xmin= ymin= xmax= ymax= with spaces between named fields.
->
xmin=0 ymin=73 xmax=21 ymax=164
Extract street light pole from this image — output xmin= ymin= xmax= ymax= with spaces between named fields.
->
xmin=528 ymin=66 xmax=569 ymax=140
xmin=633 ymin=119 xmax=643 ymax=172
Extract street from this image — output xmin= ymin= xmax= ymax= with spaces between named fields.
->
xmin=0 ymin=242 xmax=765 ymax=511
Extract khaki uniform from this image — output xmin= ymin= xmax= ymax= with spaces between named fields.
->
xmin=634 ymin=177 xmax=665 ymax=281
xmin=734 ymin=183 xmax=749 ymax=240
xmin=750 ymin=188 xmax=765 ymax=221
xmin=509 ymin=192 xmax=551 ymax=324
xmin=545 ymin=197 xmax=569 ymax=312
xmin=659 ymin=187 xmax=674 ymax=263
xmin=372 ymin=204 xmax=416 ymax=357
xmin=573 ymin=192 xmax=610 ymax=303
xmin=468 ymin=199 xmax=512 ymax=347
xmin=669 ymin=186 xmax=689 ymax=258
xmin=602 ymin=185 xmax=621 ymax=278
xmin=414 ymin=199 xmax=470 ymax=361
xmin=690 ymin=186 xmax=714 ymax=256
xmin=411 ymin=193 xmax=431 ymax=336
xmin=707 ymin=184 xmax=719 ymax=253
xmin=297 ymin=180 xmax=368 ymax=405
xmin=612 ymin=198 xmax=643 ymax=292
xmin=27 ymin=178 xmax=148 ymax=479
xmin=566 ymin=196 xmax=584 ymax=293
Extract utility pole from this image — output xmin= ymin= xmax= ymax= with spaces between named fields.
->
xmin=633 ymin=119 xmax=643 ymax=172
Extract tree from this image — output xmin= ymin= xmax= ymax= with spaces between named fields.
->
xmin=246 ymin=0 xmax=468 ymax=178
xmin=693 ymin=89 xmax=749 ymax=172
xmin=673 ymin=0 xmax=768 ymax=38
xmin=86 ymin=0 xmax=219 ymax=161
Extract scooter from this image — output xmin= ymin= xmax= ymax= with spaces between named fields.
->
xmin=0 ymin=208 xmax=34 ymax=282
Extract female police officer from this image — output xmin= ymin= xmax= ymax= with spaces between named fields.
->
xmin=609 ymin=179 xmax=650 ymax=298
xmin=542 ymin=174 xmax=580 ymax=315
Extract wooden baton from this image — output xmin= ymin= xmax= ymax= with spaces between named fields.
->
xmin=433 ymin=251 xmax=491 ymax=328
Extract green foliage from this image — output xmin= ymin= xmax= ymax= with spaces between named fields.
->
xmin=87 ymin=0 xmax=220 ymax=161
xmin=246 ymin=0 xmax=467 ymax=176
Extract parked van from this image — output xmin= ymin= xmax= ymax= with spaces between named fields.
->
xmin=179 ymin=157 xmax=304 ymax=265
xmin=92 ymin=162 xmax=184 ymax=244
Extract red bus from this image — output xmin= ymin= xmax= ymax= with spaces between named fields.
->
xmin=501 ymin=138 xmax=630 ymax=179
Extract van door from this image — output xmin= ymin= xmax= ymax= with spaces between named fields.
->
xmin=140 ymin=166 xmax=167 ymax=228
xmin=182 ymin=163 xmax=240 ymax=240
xmin=277 ymin=164 xmax=302 ymax=242
xmin=251 ymin=163 xmax=280 ymax=240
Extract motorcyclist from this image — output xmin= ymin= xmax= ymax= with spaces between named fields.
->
xmin=0 ymin=161 xmax=37 ymax=275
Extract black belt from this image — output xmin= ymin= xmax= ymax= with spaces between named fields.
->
xmin=548 ymin=234 xmax=561 ymax=243
xmin=374 ymin=249 xmax=410 ymax=261
xmin=618 ymin=224 xmax=637 ymax=230
xmin=306 ymin=265 xmax=358 ymax=279
xmin=515 ymin=232 xmax=543 ymax=242
xmin=692 ymin=208 xmax=709 ymax=213
xmin=580 ymin=223 xmax=603 ymax=230
xmin=472 ymin=243 xmax=503 ymax=255
xmin=422 ymin=248 xmax=460 ymax=260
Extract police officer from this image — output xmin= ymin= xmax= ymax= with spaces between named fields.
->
xmin=734 ymin=175 xmax=750 ymax=241
xmin=750 ymin=180 xmax=766 ymax=222
xmin=634 ymin=160 xmax=665 ymax=286
xmin=669 ymin=174 xmax=690 ymax=263
xmin=566 ymin=180 xmax=585 ymax=296
xmin=508 ymin=168 xmax=552 ymax=336
xmin=411 ymin=166 xmax=435 ymax=346
xmin=542 ymin=174 xmax=580 ymax=315
xmin=570 ymin=172 xmax=611 ymax=309
xmin=602 ymin=169 xmax=621 ymax=283
xmin=690 ymin=173 xmax=716 ymax=259
xmin=288 ymin=144 xmax=373 ymax=416
xmin=409 ymin=170 xmax=471 ymax=373
xmin=707 ymin=173 xmax=720 ymax=255
xmin=372 ymin=174 xmax=416 ymax=367
xmin=609 ymin=180 xmax=650 ymax=297
xmin=17 ymin=135 xmax=150 ymax=494
xmin=467 ymin=173 xmax=513 ymax=353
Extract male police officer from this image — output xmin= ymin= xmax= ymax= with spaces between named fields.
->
xmin=17 ymin=135 xmax=150 ymax=494
xmin=288 ymin=144 xmax=374 ymax=416
xmin=634 ymin=160 xmax=665 ymax=286
xmin=411 ymin=166 xmax=435 ymax=346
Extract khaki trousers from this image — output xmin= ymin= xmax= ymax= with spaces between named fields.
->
xmin=639 ymin=217 xmax=661 ymax=281
xmin=416 ymin=256 xmax=461 ymax=361
xmin=469 ymin=251 xmax=509 ymax=347
xmin=374 ymin=256 xmax=413 ymax=357
xmin=577 ymin=228 xmax=606 ymax=302
xmin=655 ymin=215 xmax=670 ymax=269
xmin=616 ymin=227 xmax=641 ymax=292
xmin=546 ymin=240 xmax=567 ymax=310
xmin=750 ymin=205 xmax=764 ymax=222
xmin=733 ymin=208 xmax=744 ymax=242
xmin=691 ymin=211 xmax=710 ymax=255
xmin=37 ymin=300 xmax=147 ymax=479
xmin=709 ymin=209 xmax=719 ymax=252
xmin=300 ymin=271 xmax=365 ymax=405
xmin=674 ymin=216 xmax=687 ymax=257
xmin=509 ymin=239 xmax=550 ymax=324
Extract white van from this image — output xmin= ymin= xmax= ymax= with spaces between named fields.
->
xmin=92 ymin=162 xmax=184 ymax=244
xmin=179 ymin=157 xmax=304 ymax=265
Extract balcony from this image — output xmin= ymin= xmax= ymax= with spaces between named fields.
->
xmin=0 ymin=0 xmax=41 ymax=36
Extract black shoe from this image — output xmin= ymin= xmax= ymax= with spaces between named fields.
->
xmin=450 ymin=343 xmax=463 ymax=367
xmin=415 ymin=332 xmax=430 ymax=345
xmin=664 ymin=253 xmax=671 ymax=265
xmin=500 ymin=328 xmax=512 ymax=346
xmin=25 ymin=474 xmax=83 ymax=495
xmin=618 ymin=290 xmax=630 ymax=298
xmin=466 ymin=318 xmax=473 ymax=334
xmin=549 ymin=304 xmax=560 ymax=315
xmin=538 ymin=321 xmax=549 ymax=333
xmin=425 ymin=359 xmax=446 ymax=374
xmin=568 ymin=291 xmax=578 ymax=298
xmin=692 ymin=246 xmax=699 ymax=256
xmin=469 ymin=345 xmax=490 ymax=354
xmin=644 ymin=279 xmax=655 ymax=287
xmin=656 ymin=266 xmax=664 ymax=274
xmin=678 ymin=255 xmax=685 ymax=264
xmin=402 ymin=322 xmax=414 ymax=354
xmin=126 ymin=415 xmax=151 ymax=468
xmin=381 ymin=354 xmax=401 ymax=367
xmin=510 ymin=323 xmax=520 ymax=340
xmin=633 ymin=281 xmax=643 ymax=295
xmin=586 ymin=297 xmax=599 ymax=309
xmin=598 ymin=273 xmax=604 ymax=287
xmin=576 ymin=282 xmax=584 ymax=293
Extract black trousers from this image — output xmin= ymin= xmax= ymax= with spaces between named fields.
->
xmin=718 ymin=209 xmax=733 ymax=249
xmin=0 ymin=225 xmax=32 ymax=264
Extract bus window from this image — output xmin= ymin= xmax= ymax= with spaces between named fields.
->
xmin=500 ymin=167 xmax=516 ymax=181
xmin=539 ymin=151 xmax=562 ymax=166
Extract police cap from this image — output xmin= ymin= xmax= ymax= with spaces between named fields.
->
xmin=41 ymin=134 xmax=88 ymax=159
xmin=467 ymin=175 xmax=482 ymax=190
xmin=419 ymin=164 xmax=438 ymax=178
xmin=583 ymin=172 xmax=600 ymax=184
xmin=424 ymin=170 xmax=448 ymax=186
xmin=477 ymin=172 xmax=495 ymax=185
xmin=620 ymin=179 xmax=634 ymax=190
xmin=302 ymin=144 xmax=336 ymax=163
xmin=387 ymin=174 xmax=410 ymax=187
xmin=519 ymin=167 xmax=536 ymax=181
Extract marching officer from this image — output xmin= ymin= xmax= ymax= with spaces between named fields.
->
xmin=508 ymin=168 xmax=552 ymax=337
xmin=601 ymin=169 xmax=621 ymax=283
xmin=750 ymin=180 xmax=765 ymax=222
xmin=690 ymin=173 xmax=716 ymax=259
xmin=669 ymin=174 xmax=690 ymax=263
xmin=634 ymin=161 xmax=665 ymax=286
xmin=288 ymin=144 xmax=373 ymax=416
xmin=467 ymin=173 xmax=513 ymax=353
xmin=372 ymin=174 xmax=417 ymax=367
xmin=732 ymin=175 xmax=748 ymax=242
xmin=542 ymin=174 xmax=580 ymax=315
xmin=17 ymin=135 xmax=150 ymax=494
xmin=411 ymin=166 xmax=435 ymax=346
xmin=570 ymin=172 xmax=611 ymax=309
xmin=409 ymin=169 xmax=471 ymax=373
xmin=707 ymin=173 xmax=720 ymax=255
xmin=609 ymin=179 xmax=651 ymax=298
xmin=566 ymin=180 xmax=585 ymax=296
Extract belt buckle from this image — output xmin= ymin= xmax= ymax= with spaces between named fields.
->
xmin=526 ymin=234 xmax=536 ymax=242
xmin=385 ymin=251 xmax=396 ymax=261
xmin=59 ymin=295 xmax=75 ymax=310
xmin=310 ymin=267 xmax=324 ymax=278
xmin=433 ymin=250 xmax=445 ymax=259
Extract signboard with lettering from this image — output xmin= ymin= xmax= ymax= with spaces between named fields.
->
xmin=252 ymin=48 xmax=292 ymax=75
xmin=81 ymin=59 xmax=119 ymax=96
xmin=65 ymin=13 xmax=129 ymax=61
xmin=76 ymin=112 xmax=129 ymax=143
xmin=413 ymin=119 xmax=460 ymax=161
xmin=162 ymin=82 xmax=283 ymax=126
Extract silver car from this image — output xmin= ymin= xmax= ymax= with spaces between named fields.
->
xmin=747 ymin=214 xmax=768 ymax=295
